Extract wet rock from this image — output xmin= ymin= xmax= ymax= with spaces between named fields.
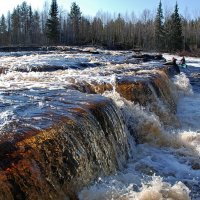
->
xmin=81 ymin=67 xmax=178 ymax=126
xmin=132 ymin=53 xmax=165 ymax=62
xmin=0 ymin=90 xmax=128 ymax=200
xmin=192 ymin=162 xmax=200 ymax=170
xmin=12 ymin=62 xmax=101 ymax=72
xmin=0 ymin=67 xmax=7 ymax=74
xmin=116 ymin=71 xmax=178 ymax=126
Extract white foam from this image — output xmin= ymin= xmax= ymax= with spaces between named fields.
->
xmin=79 ymin=172 xmax=191 ymax=200
xmin=172 ymin=72 xmax=193 ymax=95
xmin=0 ymin=109 xmax=16 ymax=133
xmin=83 ymin=86 xmax=199 ymax=199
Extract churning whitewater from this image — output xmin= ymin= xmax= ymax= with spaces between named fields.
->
xmin=79 ymin=73 xmax=200 ymax=200
xmin=0 ymin=48 xmax=199 ymax=199
xmin=79 ymin=55 xmax=200 ymax=200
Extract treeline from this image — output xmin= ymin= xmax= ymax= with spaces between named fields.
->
xmin=0 ymin=0 xmax=200 ymax=52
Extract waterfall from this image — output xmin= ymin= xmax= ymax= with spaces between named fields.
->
xmin=0 ymin=50 xmax=199 ymax=199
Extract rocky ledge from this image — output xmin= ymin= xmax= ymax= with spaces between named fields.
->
xmin=0 ymin=90 xmax=128 ymax=200
xmin=0 ymin=54 xmax=179 ymax=199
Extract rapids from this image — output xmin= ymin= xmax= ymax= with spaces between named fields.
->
xmin=0 ymin=48 xmax=199 ymax=200
xmin=79 ymin=55 xmax=200 ymax=200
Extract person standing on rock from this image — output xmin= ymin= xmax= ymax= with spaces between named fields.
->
xmin=163 ymin=57 xmax=180 ymax=73
xmin=180 ymin=56 xmax=185 ymax=65
xmin=179 ymin=56 xmax=187 ymax=68
xmin=172 ymin=57 xmax=180 ymax=73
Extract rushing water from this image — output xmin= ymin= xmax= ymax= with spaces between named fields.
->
xmin=0 ymin=50 xmax=199 ymax=199
xmin=78 ymin=55 xmax=200 ymax=200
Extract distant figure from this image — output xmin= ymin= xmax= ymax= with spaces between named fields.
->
xmin=172 ymin=57 xmax=180 ymax=73
xmin=163 ymin=57 xmax=180 ymax=73
xmin=172 ymin=57 xmax=177 ymax=65
xmin=179 ymin=56 xmax=187 ymax=68
xmin=180 ymin=56 xmax=186 ymax=65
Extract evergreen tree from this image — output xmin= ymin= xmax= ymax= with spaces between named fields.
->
xmin=154 ymin=1 xmax=165 ymax=51
xmin=46 ymin=0 xmax=60 ymax=44
xmin=11 ymin=6 xmax=21 ymax=45
xmin=0 ymin=15 xmax=7 ymax=34
xmin=68 ymin=2 xmax=82 ymax=44
xmin=0 ymin=14 xmax=8 ymax=45
xmin=165 ymin=2 xmax=183 ymax=51
xmin=20 ymin=1 xmax=30 ymax=45
xmin=6 ymin=11 xmax=12 ymax=45
xmin=32 ymin=11 xmax=41 ymax=44
xmin=27 ymin=6 xmax=33 ymax=44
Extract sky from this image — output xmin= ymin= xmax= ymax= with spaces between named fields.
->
xmin=0 ymin=0 xmax=199 ymax=18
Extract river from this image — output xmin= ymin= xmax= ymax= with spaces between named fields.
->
xmin=0 ymin=49 xmax=199 ymax=200
xmin=78 ymin=54 xmax=200 ymax=200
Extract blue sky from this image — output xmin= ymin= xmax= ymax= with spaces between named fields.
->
xmin=0 ymin=0 xmax=199 ymax=18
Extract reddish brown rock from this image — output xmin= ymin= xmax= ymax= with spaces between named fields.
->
xmin=79 ymin=66 xmax=178 ymax=126
xmin=0 ymin=91 xmax=128 ymax=200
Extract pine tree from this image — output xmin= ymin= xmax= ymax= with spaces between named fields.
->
xmin=172 ymin=2 xmax=183 ymax=51
xmin=68 ymin=2 xmax=82 ymax=44
xmin=6 ymin=11 xmax=11 ymax=45
xmin=0 ymin=14 xmax=8 ymax=45
xmin=165 ymin=2 xmax=183 ymax=51
xmin=20 ymin=1 xmax=30 ymax=45
xmin=154 ymin=1 xmax=165 ymax=51
xmin=28 ymin=6 xmax=33 ymax=44
xmin=46 ymin=0 xmax=60 ymax=44
xmin=11 ymin=6 xmax=21 ymax=45
xmin=32 ymin=11 xmax=41 ymax=44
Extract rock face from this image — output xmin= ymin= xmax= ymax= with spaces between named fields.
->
xmin=0 ymin=91 xmax=128 ymax=200
xmin=74 ymin=67 xmax=178 ymax=127
xmin=0 ymin=51 xmax=179 ymax=199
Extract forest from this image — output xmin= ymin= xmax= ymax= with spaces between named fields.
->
xmin=0 ymin=0 xmax=200 ymax=52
